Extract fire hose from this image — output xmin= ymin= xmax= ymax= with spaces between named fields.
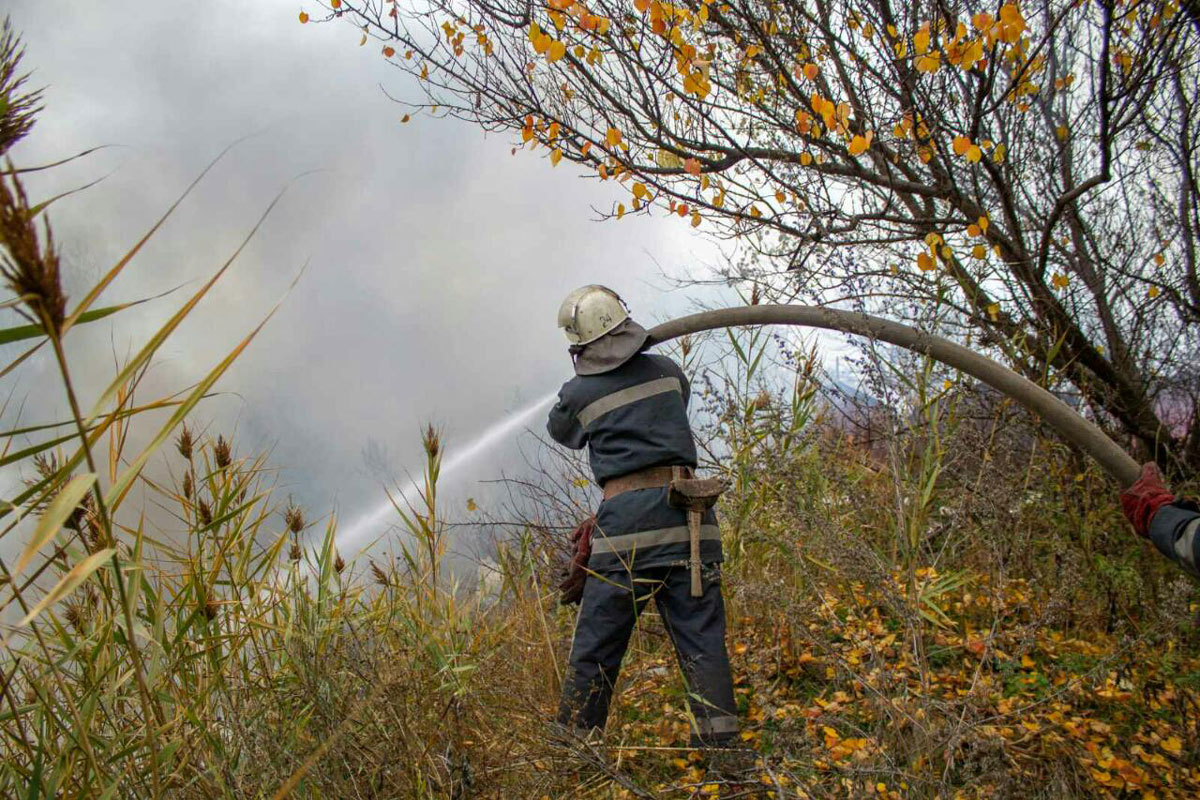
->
xmin=647 ymin=305 xmax=1141 ymax=487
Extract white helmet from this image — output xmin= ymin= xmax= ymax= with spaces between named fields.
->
xmin=557 ymin=285 xmax=630 ymax=345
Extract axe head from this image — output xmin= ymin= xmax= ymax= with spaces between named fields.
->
xmin=667 ymin=476 xmax=727 ymax=511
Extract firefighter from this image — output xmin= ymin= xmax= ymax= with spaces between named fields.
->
xmin=548 ymin=285 xmax=739 ymax=747
xmin=1122 ymin=462 xmax=1200 ymax=576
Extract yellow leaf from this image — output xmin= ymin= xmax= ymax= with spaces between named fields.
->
xmin=978 ymin=215 xmax=989 ymax=232
xmin=848 ymin=134 xmax=870 ymax=156
xmin=691 ymin=212 xmax=701 ymax=227
xmin=1052 ymin=273 xmax=1069 ymax=288
xmin=803 ymin=62 xmax=819 ymax=80
xmin=775 ymin=190 xmax=786 ymax=202
xmin=466 ymin=498 xmax=477 ymax=511
xmin=606 ymin=127 xmax=622 ymax=146
xmin=914 ymin=27 xmax=930 ymax=55
xmin=973 ymin=244 xmax=987 ymax=259
xmin=616 ymin=203 xmax=625 ymax=219
xmin=992 ymin=144 xmax=1006 ymax=163
xmin=1056 ymin=125 xmax=1068 ymax=141
xmin=953 ymin=135 xmax=971 ymax=156
xmin=550 ymin=148 xmax=563 ymax=166
xmin=987 ymin=302 xmax=999 ymax=320
xmin=966 ymin=144 xmax=982 ymax=163
xmin=548 ymin=40 xmax=566 ymax=62
xmin=632 ymin=182 xmax=649 ymax=200
xmin=749 ymin=206 xmax=762 ymax=218
xmin=917 ymin=252 xmax=935 ymax=271
xmin=916 ymin=53 xmax=941 ymax=73
xmin=800 ymin=151 xmax=812 ymax=165
xmin=1148 ymin=286 xmax=1160 ymax=299
xmin=1162 ymin=736 xmax=1182 ymax=755
xmin=1154 ymin=252 xmax=1165 ymax=265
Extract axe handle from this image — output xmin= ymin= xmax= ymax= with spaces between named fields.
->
xmin=688 ymin=510 xmax=702 ymax=597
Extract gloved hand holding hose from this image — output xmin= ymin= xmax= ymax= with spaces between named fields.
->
xmin=1121 ymin=463 xmax=1200 ymax=576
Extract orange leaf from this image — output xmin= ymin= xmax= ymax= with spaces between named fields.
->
xmin=803 ymin=62 xmax=819 ymax=80
xmin=684 ymin=157 xmax=701 ymax=176
xmin=383 ymin=46 xmax=396 ymax=57
xmin=299 ymin=11 xmax=309 ymax=23
xmin=952 ymin=135 xmax=971 ymax=155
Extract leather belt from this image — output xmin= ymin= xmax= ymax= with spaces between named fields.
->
xmin=602 ymin=465 xmax=693 ymax=501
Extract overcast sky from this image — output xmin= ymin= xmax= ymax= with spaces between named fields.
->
xmin=3 ymin=0 xmax=740 ymax=555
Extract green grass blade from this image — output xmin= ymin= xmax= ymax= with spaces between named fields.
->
xmin=13 ymin=473 xmax=96 ymax=576
xmin=15 ymin=547 xmax=115 ymax=628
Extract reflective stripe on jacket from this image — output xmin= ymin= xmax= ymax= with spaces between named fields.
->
xmin=547 ymin=353 xmax=721 ymax=571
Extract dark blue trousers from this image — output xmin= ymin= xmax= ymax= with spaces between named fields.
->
xmin=557 ymin=563 xmax=739 ymax=746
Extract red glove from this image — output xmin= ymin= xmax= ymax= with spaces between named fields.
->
xmin=1120 ymin=463 xmax=1175 ymax=539
xmin=558 ymin=516 xmax=596 ymax=606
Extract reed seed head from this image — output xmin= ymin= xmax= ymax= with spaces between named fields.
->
xmin=334 ymin=551 xmax=345 ymax=574
xmin=749 ymin=282 xmax=761 ymax=306
xmin=679 ymin=334 xmax=692 ymax=360
xmin=203 ymin=598 xmax=218 ymax=621
xmin=33 ymin=452 xmax=58 ymax=480
xmin=176 ymin=424 xmax=194 ymax=460
xmin=214 ymin=435 xmax=232 ymax=469
xmin=63 ymin=601 xmax=85 ymax=632
xmin=289 ymin=541 xmax=302 ymax=562
xmin=370 ymin=559 xmax=389 ymax=587
xmin=422 ymin=423 xmax=441 ymax=460
xmin=182 ymin=471 xmax=193 ymax=500
xmin=197 ymin=499 xmax=212 ymax=527
xmin=284 ymin=503 xmax=305 ymax=534
xmin=0 ymin=170 xmax=65 ymax=332
xmin=0 ymin=21 xmax=43 ymax=156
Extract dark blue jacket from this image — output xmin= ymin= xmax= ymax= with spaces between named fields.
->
xmin=1149 ymin=500 xmax=1200 ymax=578
xmin=548 ymin=353 xmax=721 ymax=572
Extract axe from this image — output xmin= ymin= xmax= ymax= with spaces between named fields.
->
xmin=668 ymin=474 xmax=727 ymax=597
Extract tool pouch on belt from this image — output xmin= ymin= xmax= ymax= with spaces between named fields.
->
xmin=667 ymin=470 xmax=726 ymax=598
xmin=559 ymin=516 xmax=595 ymax=606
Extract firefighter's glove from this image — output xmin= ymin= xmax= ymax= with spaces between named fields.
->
xmin=1121 ymin=462 xmax=1175 ymax=539
xmin=558 ymin=515 xmax=596 ymax=606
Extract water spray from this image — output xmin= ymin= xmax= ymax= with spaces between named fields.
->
xmin=336 ymin=390 xmax=559 ymax=552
